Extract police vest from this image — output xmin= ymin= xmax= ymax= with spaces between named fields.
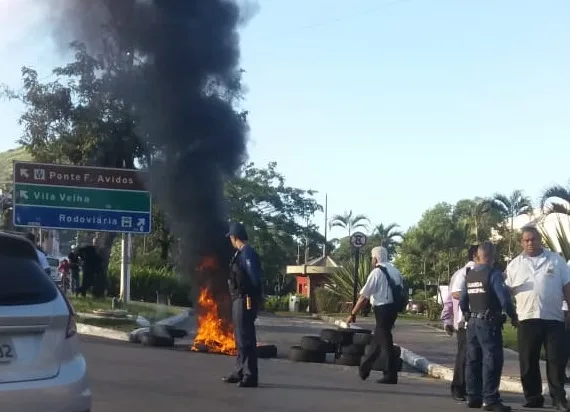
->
xmin=228 ymin=251 xmax=260 ymax=301
xmin=465 ymin=267 xmax=501 ymax=314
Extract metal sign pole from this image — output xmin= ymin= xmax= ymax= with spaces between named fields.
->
xmin=349 ymin=231 xmax=368 ymax=308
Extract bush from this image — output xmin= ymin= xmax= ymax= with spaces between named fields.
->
xmin=107 ymin=264 xmax=191 ymax=307
xmin=314 ymin=288 xmax=341 ymax=313
xmin=263 ymin=294 xmax=309 ymax=313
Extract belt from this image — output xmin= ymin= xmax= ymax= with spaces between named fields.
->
xmin=471 ymin=312 xmax=500 ymax=319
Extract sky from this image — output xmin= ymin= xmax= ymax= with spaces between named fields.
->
xmin=0 ymin=0 xmax=569 ymax=241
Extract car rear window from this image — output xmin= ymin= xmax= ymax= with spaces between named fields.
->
xmin=47 ymin=257 xmax=59 ymax=266
xmin=0 ymin=257 xmax=58 ymax=306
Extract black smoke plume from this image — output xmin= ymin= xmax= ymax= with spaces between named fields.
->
xmin=42 ymin=0 xmax=254 ymax=322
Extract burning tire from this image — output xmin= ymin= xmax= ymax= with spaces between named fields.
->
xmin=256 ymin=344 xmax=277 ymax=359
xmin=300 ymin=336 xmax=327 ymax=352
xmin=335 ymin=353 xmax=361 ymax=367
xmin=352 ymin=332 xmax=372 ymax=346
xmin=340 ymin=343 xmax=366 ymax=356
xmin=141 ymin=331 xmax=175 ymax=348
xmin=288 ymin=345 xmax=326 ymax=363
xmin=128 ymin=327 xmax=149 ymax=343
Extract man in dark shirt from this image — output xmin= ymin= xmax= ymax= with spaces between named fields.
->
xmin=222 ymin=222 xmax=263 ymax=388
xmin=460 ymin=241 xmax=518 ymax=412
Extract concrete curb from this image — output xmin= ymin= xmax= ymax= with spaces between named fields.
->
xmin=316 ymin=315 xmax=550 ymax=394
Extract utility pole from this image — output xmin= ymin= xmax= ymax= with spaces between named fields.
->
xmin=322 ymin=193 xmax=328 ymax=257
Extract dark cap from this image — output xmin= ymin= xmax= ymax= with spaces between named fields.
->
xmin=226 ymin=222 xmax=248 ymax=241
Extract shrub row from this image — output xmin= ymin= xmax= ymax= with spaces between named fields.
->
xmin=107 ymin=264 xmax=192 ymax=307
xmin=263 ymin=294 xmax=309 ymax=312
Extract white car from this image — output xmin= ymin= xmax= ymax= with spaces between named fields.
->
xmin=46 ymin=255 xmax=63 ymax=285
xmin=0 ymin=233 xmax=92 ymax=412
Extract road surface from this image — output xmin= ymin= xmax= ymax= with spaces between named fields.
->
xmin=81 ymin=315 xmax=530 ymax=411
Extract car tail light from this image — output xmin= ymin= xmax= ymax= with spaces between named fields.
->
xmin=59 ymin=289 xmax=77 ymax=339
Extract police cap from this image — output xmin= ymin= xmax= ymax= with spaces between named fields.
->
xmin=226 ymin=222 xmax=248 ymax=241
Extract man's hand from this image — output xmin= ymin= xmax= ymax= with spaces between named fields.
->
xmin=346 ymin=314 xmax=356 ymax=325
xmin=511 ymin=317 xmax=519 ymax=329
xmin=444 ymin=324 xmax=454 ymax=336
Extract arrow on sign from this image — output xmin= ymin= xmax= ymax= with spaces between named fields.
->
xmin=20 ymin=168 xmax=29 ymax=178
xmin=137 ymin=218 xmax=146 ymax=231
xmin=19 ymin=190 xmax=28 ymax=200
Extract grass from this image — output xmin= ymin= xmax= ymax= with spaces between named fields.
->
xmin=69 ymin=295 xmax=186 ymax=322
xmin=76 ymin=315 xmax=138 ymax=332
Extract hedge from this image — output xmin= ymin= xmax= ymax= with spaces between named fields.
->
xmin=263 ymin=295 xmax=309 ymax=312
xmin=107 ymin=264 xmax=192 ymax=307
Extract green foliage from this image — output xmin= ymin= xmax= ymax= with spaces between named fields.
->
xmin=107 ymin=264 xmax=191 ymax=306
xmin=324 ymin=257 xmax=372 ymax=303
xmin=314 ymin=287 xmax=342 ymax=313
xmin=263 ymin=294 xmax=308 ymax=312
xmin=542 ymin=216 xmax=570 ymax=261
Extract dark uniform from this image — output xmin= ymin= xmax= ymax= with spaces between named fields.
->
xmin=459 ymin=264 xmax=517 ymax=411
xmin=224 ymin=222 xmax=262 ymax=387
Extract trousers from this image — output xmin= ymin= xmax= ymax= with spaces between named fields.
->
xmin=451 ymin=328 xmax=467 ymax=396
xmin=466 ymin=317 xmax=504 ymax=405
xmin=360 ymin=303 xmax=398 ymax=378
xmin=232 ymin=297 xmax=258 ymax=381
xmin=518 ymin=319 xmax=566 ymax=404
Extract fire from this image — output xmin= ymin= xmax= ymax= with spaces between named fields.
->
xmin=191 ymin=257 xmax=236 ymax=356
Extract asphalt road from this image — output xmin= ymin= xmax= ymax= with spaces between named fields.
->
xmin=81 ymin=315 xmax=531 ymax=411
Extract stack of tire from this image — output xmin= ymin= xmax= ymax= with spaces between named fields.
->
xmin=128 ymin=325 xmax=187 ymax=347
xmin=289 ymin=328 xmax=403 ymax=372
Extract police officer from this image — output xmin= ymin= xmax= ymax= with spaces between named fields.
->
xmin=460 ymin=241 xmax=518 ymax=412
xmin=222 ymin=222 xmax=263 ymax=388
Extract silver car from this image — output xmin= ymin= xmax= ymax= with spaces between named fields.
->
xmin=0 ymin=233 xmax=92 ymax=412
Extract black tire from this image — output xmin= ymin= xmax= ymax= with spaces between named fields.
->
xmin=321 ymin=341 xmax=336 ymax=353
xmin=300 ymin=336 xmax=325 ymax=352
xmin=336 ymin=353 xmax=361 ymax=366
xmin=141 ymin=331 xmax=175 ymax=347
xmin=288 ymin=345 xmax=326 ymax=363
xmin=129 ymin=327 xmax=148 ymax=344
xmin=256 ymin=344 xmax=278 ymax=359
xmin=396 ymin=357 xmax=403 ymax=372
xmin=338 ymin=329 xmax=355 ymax=346
xmin=353 ymin=332 xmax=372 ymax=346
xmin=320 ymin=328 xmax=342 ymax=344
xmin=341 ymin=343 xmax=366 ymax=356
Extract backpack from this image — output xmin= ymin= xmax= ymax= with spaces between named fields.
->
xmin=378 ymin=265 xmax=408 ymax=313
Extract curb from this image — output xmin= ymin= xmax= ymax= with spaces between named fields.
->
xmin=316 ymin=315 xmax=554 ymax=394
xmin=317 ymin=315 xmax=364 ymax=330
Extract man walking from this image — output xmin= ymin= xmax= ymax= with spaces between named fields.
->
xmin=222 ymin=222 xmax=263 ymax=388
xmin=505 ymin=226 xmax=570 ymax=410
xmin=347 ymin=246 xmax=404 ymax=384
xmin=441 ymin=244 xmax=478 ymax=401
xmin=460 ymin=241 xmax=517 ymax=412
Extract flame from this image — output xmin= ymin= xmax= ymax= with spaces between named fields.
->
xmin=191 ymin=256 xmax=236 ymax=355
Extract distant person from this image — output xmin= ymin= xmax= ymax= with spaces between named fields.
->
xmin=58 ymin=258 xmax=70 ymax=292
xmin=441 ymin=244 xmax=478 ymax=402
xmin=25 ymin=232 xmax=50 ymax=275
xmin=460 ymin=241 xmax=517 ymax=412
xmin=347 ymin=246 xmax=404 ymax=385
xmin=68 ymin=246 xmax=80 ymax=296
xmin=222 ymin=222 xmax=263 ymax=388
xmin=77 ymin=241 xmax=103 ymax=298
xmin=505 ymin=226 xmax=570 ymax=410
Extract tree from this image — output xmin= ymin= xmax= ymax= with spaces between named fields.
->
xmin=491 ymin=190 xmax=532 ymax=258
xmin=372 ymin=222 xmax=403 ymax=259
xmin=453 ymin=198 xmax=494 ymax=243
xmin=225 ymin=162 xmax=329 ymax=295
xmin=540 ymin=183 xmax=570 ymax=216
xmin=329 ymin=210 xmax=369 ymax=237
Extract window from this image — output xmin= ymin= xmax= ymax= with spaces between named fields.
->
xmin=0 ymin=257 xmax=58 ymax=306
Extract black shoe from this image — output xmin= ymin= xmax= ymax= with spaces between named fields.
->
xmin=522 ymin=396 xmax=545 ymax=408
xmin=554 ymin=399 xmax=570 ymax=411
xmin=238 ymin=379 xmax=258 ymax=388
xmin=222 ymin=375 xmax=241 ymax=384
xmin=358 ymin=367 xmax=370 ymax=381
xmin=376 ymin=375 xmax=397 ymax=385
xmin=453 ymin=393 xmax=466 ymax=402
xmin=482 ymin=402 xmax=511 ymax=412
xmin=467 ymin=399 xmax=482 ymax=408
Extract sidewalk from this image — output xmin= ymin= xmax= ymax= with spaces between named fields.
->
xmin=319 ymin=315 xmax=561 ymax=394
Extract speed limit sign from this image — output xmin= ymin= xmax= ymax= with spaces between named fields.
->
xmin=350 ymin=231 xmax=367 ymax=249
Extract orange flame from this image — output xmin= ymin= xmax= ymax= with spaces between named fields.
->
xmin=191 ymin=257 xmax=236 ymax=355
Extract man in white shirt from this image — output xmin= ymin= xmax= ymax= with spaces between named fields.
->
xmin=25 ymin=232 xmax=51 ymax=275
xmin=440 ymin=244 xmax=478 ymax=401
xmin=505 ymin=226 xmax=570 ymax=410
xmin=347 ymin=246 xmax=404 ymax=385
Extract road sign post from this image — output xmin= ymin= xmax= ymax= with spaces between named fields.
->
xmin=350 ymin=231 xmax=367 ymax=307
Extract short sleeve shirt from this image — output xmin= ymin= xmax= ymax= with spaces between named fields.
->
xmin=505 ymin=250 xmax=570 ymax=322
xmin=360 ymin=263 xmax=403 ymax=307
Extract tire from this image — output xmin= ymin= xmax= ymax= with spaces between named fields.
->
xmin=340 ymin=343 xmax=366 ymax=356
xmin=129 ymin=327 xmax=148 ymax=344
xmin=288 ymin=345 xmax=326 ymax=363
xmin=321 ymin=341 xmax=336 ymax=353
xmin=320 ymin=328 xmax=342 ymax=344
xmin=396 ymin=357 xmax=403 ymax=371
xmin=338 ymin=329 xmax=355 ymax=346
xmin=256 ymin=344 xmax=278 ymax=359
xmin=300 ymin=336 xmax=326 ymax=352
xmin=393 ymin=344 xmax=401 ymax=358
xmin=353 ymin=332 xmax=372 ymax=346
xmin=141 ymin=331 xmax=175 ymax=347
xmin=336 ymin=353 xmax=361 ymax=366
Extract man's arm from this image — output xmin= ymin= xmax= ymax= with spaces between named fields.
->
xmin=490 ymin=270 xmax=517 ymax=320
xmin=241 ymin=247 xmax=262 ymax=289
xmin=459 ymin=283 xmax=469 ymax=315
xmin=450 ymin=267 xmax=466 ymax=300
xmin=440 ymin=292 xmax=454 ymax=326
xmin=347 ymin=270 xmax=377 ymax=322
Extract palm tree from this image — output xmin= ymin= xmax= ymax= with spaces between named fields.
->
xmin=373 ymin=222 xmax=404 ymax=259
xmin=329 ymin=210 xmax=369 ymax=237
xmin=491 ymin=190 xmax=533 ymax=258
xmin=540 ymin=184 xmax=570 ymax=216
xmin=459 ymin=198 xmax=492 ymax=243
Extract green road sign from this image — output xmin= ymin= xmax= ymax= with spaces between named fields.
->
xmin=14 ymin=183 xmax=151 ymax=212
